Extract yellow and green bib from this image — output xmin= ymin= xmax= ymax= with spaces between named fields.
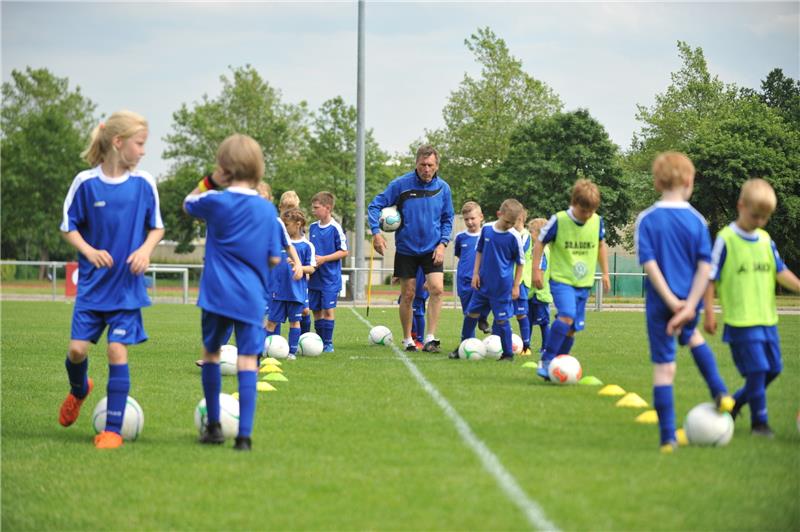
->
xmin=550 ymin=211 xmax=600 ymax=288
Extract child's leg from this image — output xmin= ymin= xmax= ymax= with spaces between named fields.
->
xmin=653 ymin=362 xmax=677 ymax=447
xmin=201 ymin=346 xmax=223 ymax=427
xmin=236 ymin=354 xmax=258 ymax=442
xmin=65 ymin=340 xmax=91 ymax=398
xmin=300 ymin=310 xmax=311 ymax=335
xmin=103 ymin=342 xmax=131 ymax=437
xmin=493 ymin=319 xmax=513 ymax=358
xmin=319 ymin=308 xmax=336 ymax=351
xmin=744 ymin=371 xmax=769 ymax=430
xmin=461 ymin=313 xmax=479 ymax=342
xmin=516 ymin=313 xmax=531 ymax=351
xmin=288 ymin=322 xmax=301 ymax=356
xmin=542 ymin=317 xmax=571 ymax=363
xmin=415 ymin=313 xmax=426 ymax=344
xmin=687 ymin=330 xmax=729 ymax=404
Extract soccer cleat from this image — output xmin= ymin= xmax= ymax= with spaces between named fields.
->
xmin=730 ymin=400 xmax=743 ymax=421
xmin=287 ymin=353 xmax=297 ymax=360
xmin=448 ymin=349 xmax=460 ymax=360
xmin=404 ymin=344 xmax=417 ymax=352
xmin=94 ymin=430 xmax=124 ymax=449
xmin=675 ymin=428 xmax=689 ymax=447
xmin=715 ymin=393 xmax=735 ymax=414
xmin=233 ymin=436 xmax=252 ymax=451
xmin=59 ymin=377 xmax=94 ymax=427
xmin=477 ymin=319 xmax=491 ymax=335
xmin=536 ymin=363 xmax=551 ymax=381
xmin=751 ymin=423 xmax=775 ymax=438
xmin=498 ymin=354 xmax=514 ymax=362
xmin=660 ymin=441 xmax=678 ymax=454
xmin=322 ymin=344 xmax=334 ymax=353
xmin=422 ymin=339 xmax=441 ymax=353
xmin=199 ymin=422 xmax=225 ymax=444
xmin=520 ymin=348 xmax=532 ymax=357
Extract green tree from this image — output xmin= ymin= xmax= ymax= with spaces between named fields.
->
xmin=759 ymin=68 xmax=800 ymax=129
xmin=1 ymin=67 xmax=97 ymax=268
xmin=491 ymin=109 xmax=630 ymax=246
xmin=427 ymin=27 xmax=562 ymax=206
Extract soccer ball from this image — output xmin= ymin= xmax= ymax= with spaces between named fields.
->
xmin=264 ymin=334 xmax=290 ymax=359
xmin=458 ymin=337 xmax=486 ymax=361
xmin=194 ymin=393 xmax=239 ymax=440
xmin=548 ymin=354 xmax=583 ymax=384
xmin=684 ymin=402 xmax=734 ymax=446
xmin=483 ymin=335 xmax=503 ymax=360
xmin=511 ymin=333 xmax=523 ymax=355
xmin=92 ymin=396 xmax=144 ymax=441
xmin=298 ymin=332 xmax=324 ymax=356
xmin=379 ymin=205 xmax=402 ymax=232
xmin=219 ymin=344 xmax=238 ymax=375
xmin=368 ymin=325 xmax=393 ymax=346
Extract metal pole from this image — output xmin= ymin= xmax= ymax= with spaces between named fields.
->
xmin=354 ymin=0 xmax=366 ymax=303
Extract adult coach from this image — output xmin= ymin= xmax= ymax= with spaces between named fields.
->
xmin=368 ymin=145 xmax=454 ymax=352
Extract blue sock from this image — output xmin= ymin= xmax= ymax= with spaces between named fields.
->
xmin=202 ymin=363 xmax=222 ymax=424
xmin=690 ymin=343 xmax=727 ymax=398
xmin=288 ymin=327 xmax=301 ymax=354
xmin=105 ymin=364 xmax=130 ymax=434
xmin=517 ymin=316 xmax=531 ymax=348
xmin=300 ymin=314 xmax=311 ymax=335
xmin=322 ymin=319 xmax=335 ymax=346
xmin=237 ymin=370 xmax=257 ymax=438
xmin=497 ymin=320 xmax=513 ymax=356
xmin=273 ymin=323 xmax=282 ymax=337
xmin=65 ymin=357 xmax=89 ymax=398
xmin=561 ymin=335 xmax=575 ymax=355
xmin=653 ymin=384 xmax=675 ymax=445
xmin=415 ymin=315 xmax=425 ymax=341
xmin=543 ymin=319 xmax=569 ymax=363
xmin=314 ymin=319 xmax=323 ymax=341
xmin=461 ymin=316 xmax=478 ymax=341
xmin=745 ymin=372 xmax=767 ymax=426
xmin=539 ymin=324 xmax=549 ymax=352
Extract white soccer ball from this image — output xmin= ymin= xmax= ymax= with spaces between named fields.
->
xmin=368 ymin=325 xmax=393 ymax=346
xmin=379 ymin=205 xmax=402 ymax=232
xmin=511 ymin=333 xmax=524 ymax=355
xmin=548 ymin=354 xmax=583 ymax=384
xmin=684 ymin=402 xmax=735 ymax=446
xmin=194 ymin=393 xmax=240 ymax=440
xmin=483 ymin=335 xmax=503 ymax=360
xmin=298 ymin=332 xmax=324 ymax=356
xmin=264 ymin=334 xmax=290 ymax=359
xmin=220 ymin=344 xmax=238 ymax=375
xmin=92 ymin=396 xmax=144 ymax=441
xmin=458 ymin=337 xmax=486 ymax=361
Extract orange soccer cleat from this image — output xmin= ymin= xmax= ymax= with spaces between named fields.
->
xmin=59 ymin=378 xmax=94 ymax=427
xmin=94 ymin=431 xmax=124 ymax=449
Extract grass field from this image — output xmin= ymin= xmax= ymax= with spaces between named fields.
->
xmin=2 ymin=301 xmax=799 ymax=530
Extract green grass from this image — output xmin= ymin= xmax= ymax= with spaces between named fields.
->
xmin=2 ymin=301 xmax=799 ymax=530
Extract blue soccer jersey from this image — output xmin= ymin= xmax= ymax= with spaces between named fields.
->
xmin=185 ymin=186 xmax=283 ymax=326
xmin=273 ymin=238 xmax=316 ymax=304
xmin=476 ymin=222 xmax=524 ymax=299
xmin=308 ymin=219 xmax=347 ymax=292
xmin=454 ymin=229 xmax=480 ymax=297
xmin=60 ymin=166 xmax=163 ymax=311
xmin=635 ymin=201 xmax=711 ymax=310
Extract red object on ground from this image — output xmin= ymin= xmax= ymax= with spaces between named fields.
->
xmin=65 ymin=261 xmax=79 ymax=296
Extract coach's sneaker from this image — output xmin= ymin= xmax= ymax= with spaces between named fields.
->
xmin=675 ymin=428 xmax=689 ymax=447
xmin=715 ymin=393 xmax=735 ymax=414
xmin=422 ymin=339 xmax=441 ymax=353
xmin=751 ymin=423 xmax=775 ymax=438
xmin=403 ymin=339 xmax=417 ymax=352
xmin=199 ymin=422 xmax=225 ymax=444
xmin=94 ymin=430 xmax=123 ymax=449
xmin=59 ymin=377 xmax=94 ymax=427
xmin=233 ymin=436 xmax=252 ymax=451
xmin=477 ymin=318 xmax=491 ymax=335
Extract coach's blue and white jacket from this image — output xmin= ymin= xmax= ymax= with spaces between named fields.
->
xmin=368 ymin=170 xmax=454 ymax=256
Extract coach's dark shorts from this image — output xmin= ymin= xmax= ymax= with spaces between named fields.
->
xmin=394 ymin=252 xmax=443 ymax=278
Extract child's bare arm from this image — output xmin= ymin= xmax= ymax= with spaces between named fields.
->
xmin=127 ymin=227 xmax=165 ymax=275
xmin=702 ymin=283 xmax=717 ymax=334
xmin=316 ymin=249 xmax=349 ymax=266
xmin=642 ymin=260 xmax=681 ymax=311
xmin=532 ymin=240 xmax=544 ymax=289
xmin=777 ymin=268 xmax=800 ymax=293
xmin=512 ymin=261 xmax=523 ymax=300
xmin=598 ymin=240 xmax=611 ymax=292
xmin=286 ymin=244 xmax=303 ymax=280
xmin=62 ymin=231 xmax=113 ymax=268
xmin=471 ymin=251 xmax=483 ymax=290
xmin=667 ymin=261 xmax=711 ymax=335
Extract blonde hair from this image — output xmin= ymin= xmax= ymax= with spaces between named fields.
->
xmin=570 ymin=179 xmax=601 ymax=211
xmin=279 ymin=190 xmax=300 ymax=212
xmin=280 ymin=207 xmax=307 ymax=228
xmin=81 ymin=110 xmax=148 ymax=167
xmin=499 ymin=198 xmax=524 ymax=220
xmin=311 ymin=191 xmax=335 ymax=208
xmin=217 ymin=134 xmax=264 ymax=185
xmin=652 ymin=151 xmax=695 ymax=192
xmin=256 ymin=181 xmax=273 ymax=201
xmin=739 ymin=178 xmax=777 ymax=214
xmin=528 ymin=217 xmax=548 ymax=237
xmin=461 ymin=201 xmax=482 ymax=216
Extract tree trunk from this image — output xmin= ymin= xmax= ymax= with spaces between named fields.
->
xmin=38 ymin=247 xmax=50 ymax=280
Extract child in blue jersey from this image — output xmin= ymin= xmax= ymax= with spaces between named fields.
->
xmin=513 ymin=210 xmax=533 ymax=356
xmin=453 ymin=199 xmax=525 ymax=361
xmin=527 ymin=218 xmax=552 ymax=358
xmin=279 ymin=191 xmax=313 ymax=335
xmin=184 ymin=134 xmax=284 ymax=451
xmin=265 ymin=208 xmax=316 ymax=360
xmin=636 ymin=152 xmax=733 ymax=453
xmin=533 ymin=179 xmax=611 ymax=379
xmin=409 ymin=268 xmax=429 ymax=349
xmin=58 ymin=110 xmax=164 ymax=449
xmin=700 ymin=178 xmax=800 ymax=438
xmin=308 ymin=191 xmax=349 ymax=352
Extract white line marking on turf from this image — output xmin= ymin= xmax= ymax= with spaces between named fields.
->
xmin=350 ymin=308 xmax=559 ymax=531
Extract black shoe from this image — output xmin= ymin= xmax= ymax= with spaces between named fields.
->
xmin=477 ymin=319 xmax=491 ymax=335
xmin=448 ymin=349 xmax=460 ymax=360
xmin=199 ymin=422 xmax=225 ymax=444
xmin=751 ymin=423 xmax=775 ymax=438
xmin=234 ymin=436 xmax=252 ymax=451
xmin=730 ymin=399 xmax=743 ymax=420
xmin=498 ymin=354 xmax=514 ymax=362
xmin=422 ymin=339 xmax=441 ymax=353
xmin=404 ymin=343 xmax=418 ymax=352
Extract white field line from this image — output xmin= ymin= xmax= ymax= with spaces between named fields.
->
xmin=350 ymin=308 xmax=559 ymax=531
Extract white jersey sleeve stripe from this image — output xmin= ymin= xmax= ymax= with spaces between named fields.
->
xmin=140 ymin=171 xmax=164 ymax=229
xmin=60 ymin=170 xmax=96 ymax=232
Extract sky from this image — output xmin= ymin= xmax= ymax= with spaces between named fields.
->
xmin=2 ymin=1 xmax=798 ymax=179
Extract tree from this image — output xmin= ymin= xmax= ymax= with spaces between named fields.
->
xmin=159 ymin=65 xmax=308 ymax=252
xmin=759 ymin=68 xmax=800 ymax=130
xmin=427 ymin=27 xmax=562 ymax=206
xmin=1 ymin=67 xmax=97 ymax=269
xmin=491 ymin=109 xmax=630 ymax=246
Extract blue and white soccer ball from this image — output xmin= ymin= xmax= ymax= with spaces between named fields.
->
xmin=459 ymin=337 xmax=486 ymax=361
xmin=92 ymin=395 xmax=144 ymax=441
xmin=684 ymin=402 xmax=734 ymax=446
xmin=219 ymin=344 xmax=238 ymax=375
xmin=194 ymin=393 xmax=239 ymax=440
xmin=298 ymin=332 xmax=324 ymax=356
xmin=265 ymin=335 xmax=290 ymax=359
xmin=379 ymin=205 xmax=402 ymax=232
xmin=482 ymin=335 xmax=503 ymax=360
xmin=368 ymin=325 xmax=393 ymax=346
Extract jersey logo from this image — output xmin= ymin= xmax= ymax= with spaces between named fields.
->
xmin=112 ymin=328 xmax=127 ymax=336
xmin=94 ymin=200 xmax=106 ymax=207
xmin=572 ymin=261 xmax=588 ymax=279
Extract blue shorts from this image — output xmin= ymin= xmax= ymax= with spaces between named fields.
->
xmin=729 ymin=340 xmax=782 ymax=376
xmin=268 ymin=300 xmax=304 ymax=324
xmin=309 ymin=288 xmax=338 ymax=311
xmin=550 ymin=281 xmax=590 ymax=331
xmin=459 ymin=291 xmax=474 ymax=316
xmin=513 ymin=284 xmax=529 ymax=316
xmin=466 ymin=291 xmax=513 ymax=322
xmin=71 ymin=308 xmax=147 ymax=345
xmin=413 ymin=297 xmax=427 ymax=317
xmin=201 ymin=310 xmax=264 ymax=355
xmin=528 ymin=297 xmax=551 ymax=326
xmin=645 ymin=300 xmax=697 ymax=364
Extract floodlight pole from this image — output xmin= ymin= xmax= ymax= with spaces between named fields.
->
xmin=354 ymin=0 xmax=366 ymax=302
